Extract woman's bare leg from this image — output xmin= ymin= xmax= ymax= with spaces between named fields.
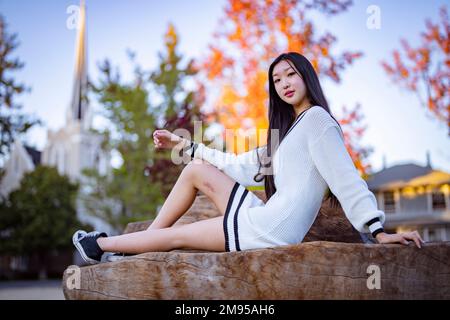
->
xmin=147 ymin=159 xmax=236 ymax=229
xmin=96 ymin=159 xmax=237 ymax=253
xmin=97 ymin=216 xmax=225 ymax=253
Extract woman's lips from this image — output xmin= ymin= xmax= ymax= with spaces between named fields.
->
xmin=285 ymin=91 xmax=295 ymax=97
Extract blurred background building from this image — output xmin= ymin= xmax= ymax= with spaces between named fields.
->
xmin=367 ymin=152 xmax=450 ymax=241
xmin=0 ymin=1 xmax=111 ymax=279
xmin=0 ymin=1 xmax=111 ymax=234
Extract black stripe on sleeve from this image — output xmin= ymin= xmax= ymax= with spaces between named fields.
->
xmin=372 ymin=228 xmax=384 ymax=239
xmin=190 ymin=142 xmax=198 ymax=159
xmin=366 ymin=217 xmax=380 ymax=227
xmin=365 ymin=217 xmax=385 ymax=239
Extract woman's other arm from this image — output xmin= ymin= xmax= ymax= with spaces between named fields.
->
xmin=309 ymin=124 xmax=423 ymax=248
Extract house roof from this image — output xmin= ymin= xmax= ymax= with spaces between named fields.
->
xmin=366 ymin=163 xmax=450 ymax=190
xmin=24 ymin=146 xmax=41 ymax=166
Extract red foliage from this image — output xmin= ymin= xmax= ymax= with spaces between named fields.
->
xmin=195 ymin=0 xmax=371 ymax=174
xmin=381 ymin=6 xmax=449 ymax=134
xmin=338 ymin=104 xmax=373 ymax=176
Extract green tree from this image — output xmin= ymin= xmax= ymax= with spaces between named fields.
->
xmin=0 ymin=15 xmax=39 ymax=165
xmin=84 ymin=58 xmax=161 ymax=231
xmin=83 ymin=23 xmax=209 ymax=231
xmin=0 ymin=166 xmax=86 ymax=277
xmin=147 ymin=23 xmax=210 ymax=195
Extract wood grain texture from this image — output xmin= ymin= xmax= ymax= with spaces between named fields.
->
xmin=63 ymin=241 xmax=450 ymax=299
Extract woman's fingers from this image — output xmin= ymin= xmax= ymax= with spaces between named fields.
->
xmin=153 ymin=134 xmax=163 ymax=148
xmin=410 ymin=231 xmax=423 ymax=248
xmin=402 ymin=232 xmax=422 ymax=248
xmin=380 ymin=231 xmax=424 ymax=249
xmin=153 ymin=130 xmax=168 ymax=148
xmin=400 ymin=237 xmax=409 ymax=246
xmin=414 ymin=230 xmax=425 ymax=243
xmin=153 ymin=129 xmax=166 ymax=138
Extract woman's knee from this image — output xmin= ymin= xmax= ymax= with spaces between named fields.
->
xmin=181 ymin=159 xmax=213 ymax=181
xmin=179 ymin=160 xmax=236 ymax=216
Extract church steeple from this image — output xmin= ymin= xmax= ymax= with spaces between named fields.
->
xmin=67 ymin=0 xmax=88 ymax=125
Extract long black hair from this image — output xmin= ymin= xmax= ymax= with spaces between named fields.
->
xmin=254 ymin=52 xmax=342 ymax=209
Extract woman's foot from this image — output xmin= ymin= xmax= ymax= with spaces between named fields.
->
xmin=72 ymin=230 xmax=108 ymax=265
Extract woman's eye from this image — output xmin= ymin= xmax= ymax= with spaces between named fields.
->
xmin=274 ymin=79 xmax=280 ymax=83
xmin=288 ymin=72 xmax=295 ymax=76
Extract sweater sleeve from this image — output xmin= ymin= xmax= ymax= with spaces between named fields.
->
xmin=309 ymin=124 xmax=385 ymax=235
xmin=184 ymin=141 xmax=265 ymax=187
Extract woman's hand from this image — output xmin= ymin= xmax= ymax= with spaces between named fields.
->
xmin=375 ymin=231 xmax=424 ymax=248
xmin=153 ymin=129 xmax=188 ymax=150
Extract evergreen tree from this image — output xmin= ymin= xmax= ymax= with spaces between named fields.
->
xmin=0 ymin=166 xmax=86 ymax=277
xmin=148 ymin=23 xmax=210 ymax=196
xmin=0 ymin=15 xmax=39 ymax=166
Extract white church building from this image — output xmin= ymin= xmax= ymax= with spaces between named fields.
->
xmin=0 ymin=1 xmax=112 ymax=234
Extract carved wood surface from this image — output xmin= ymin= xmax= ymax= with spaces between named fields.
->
xmin=63 ymin=241 xmax=450 ymax=299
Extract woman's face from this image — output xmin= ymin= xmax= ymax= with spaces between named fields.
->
xmin=272 ymin=59 xmax=308 ymax=108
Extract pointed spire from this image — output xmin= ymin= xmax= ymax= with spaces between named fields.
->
xmin=67 ymin=0 xmax=88 ymax=125
xmin=426 ymin=150 xmax=432 ymax=168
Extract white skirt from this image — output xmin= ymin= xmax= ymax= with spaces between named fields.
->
xmin=223 ymin=182 xmax=273 ymax=252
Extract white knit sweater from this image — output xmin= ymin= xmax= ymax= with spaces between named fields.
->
xmin=185 ymin=106 xmax=385 ymax=239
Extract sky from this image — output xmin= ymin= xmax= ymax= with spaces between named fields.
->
xmin=0 ymin=0 xmax=449 ymax=173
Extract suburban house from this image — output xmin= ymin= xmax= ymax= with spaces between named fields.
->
xmin=367 ymin=154 xmax=450 ymax=242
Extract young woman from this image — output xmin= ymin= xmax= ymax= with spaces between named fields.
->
xmin=73 ymin=52 xmax=423 ymax=265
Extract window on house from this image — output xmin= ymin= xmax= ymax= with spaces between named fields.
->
xmin=431 ymin=191 xmax=446 ymax=210
xmin=427 ymin=228 xmax=440 ymax=242
xmin=445 ymin=226 xmax=450 ymax=242
xmin=383 ymin=191 xmax=396 ymax=213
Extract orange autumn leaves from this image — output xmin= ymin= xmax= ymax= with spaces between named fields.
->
xmin=382 ymin=6 xmax=449 ymax=135
xmin=195 ymin=0 xmax=370 ymax=174
xmin=339 ymin=104 xmax=373 ymax=176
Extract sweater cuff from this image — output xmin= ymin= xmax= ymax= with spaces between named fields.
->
xmin=366 ymin=217 xmax=384 ymax=238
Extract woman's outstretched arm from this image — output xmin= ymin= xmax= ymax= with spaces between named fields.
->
xmin=153 ymin=129 xmax=265 ymax=187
